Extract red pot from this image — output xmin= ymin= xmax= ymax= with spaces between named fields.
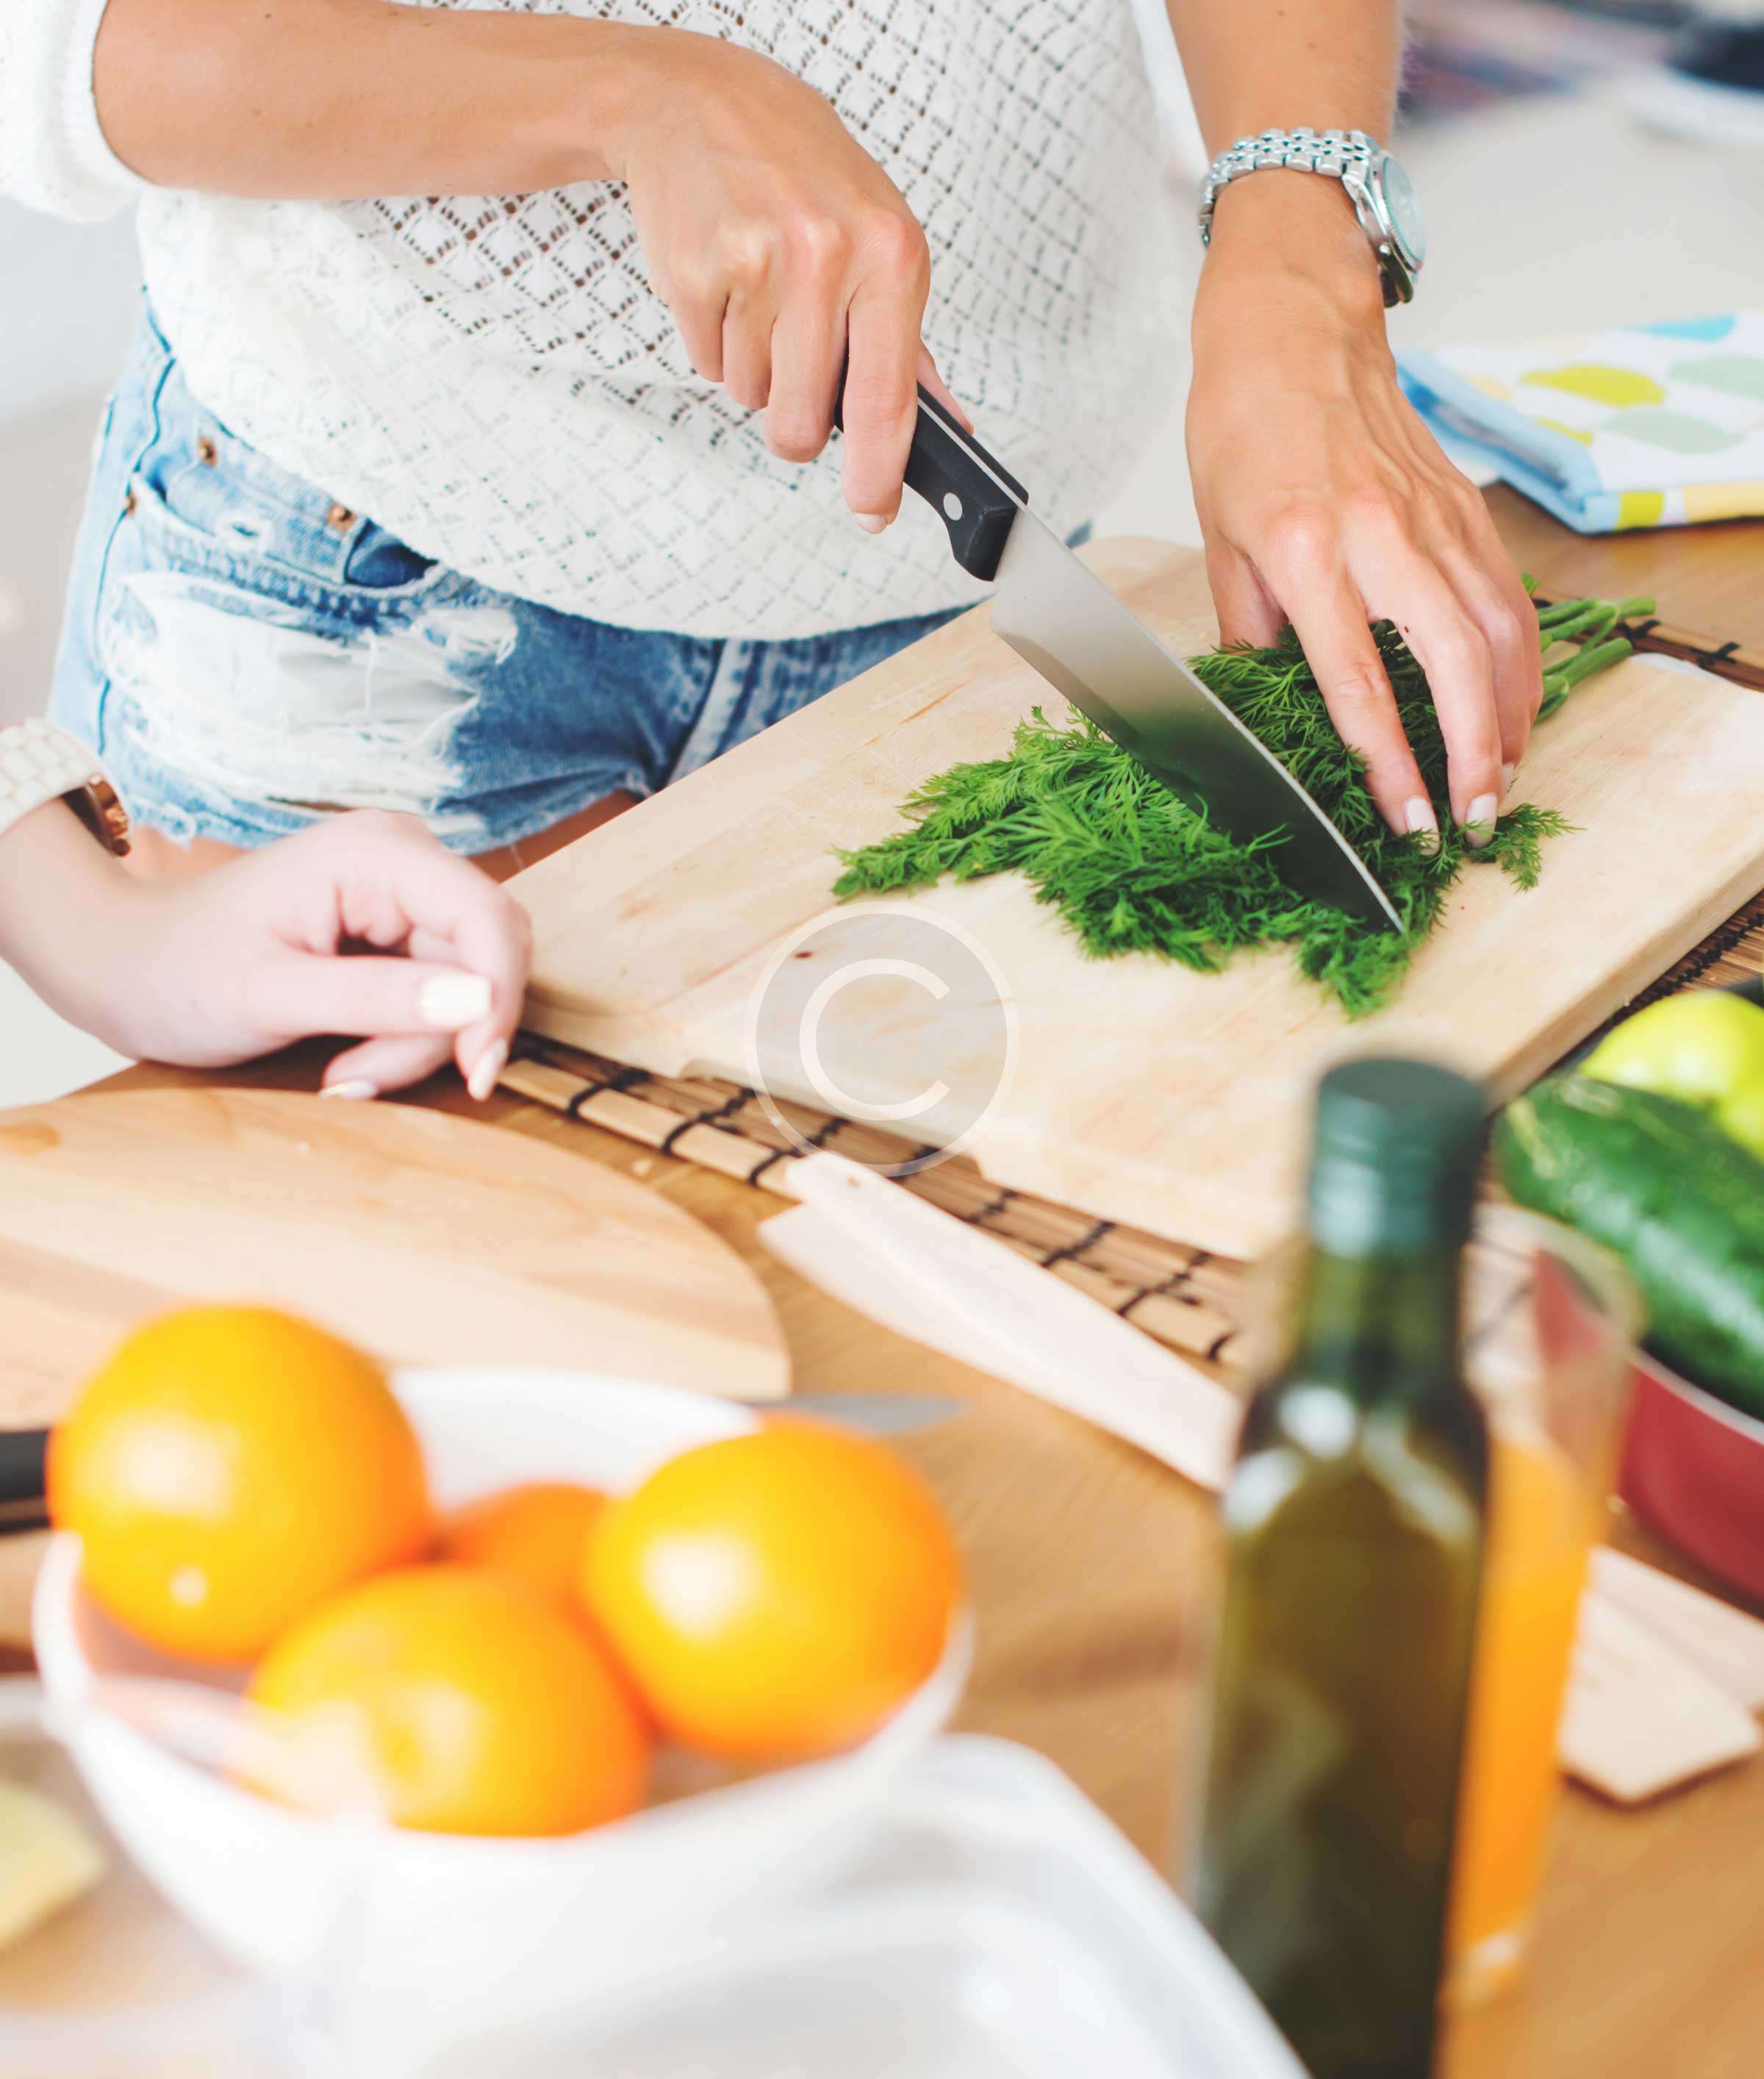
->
xmin=1619 ymin=1348 xmax=1764 ymax=1606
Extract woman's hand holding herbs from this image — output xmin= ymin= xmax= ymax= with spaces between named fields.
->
xmin=0 ymin=806 xmax=530 ymax=1101
xmin=1186 ymin=173 xmax=1542 ymax=848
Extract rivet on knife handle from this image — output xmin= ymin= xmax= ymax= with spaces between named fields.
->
xmin=833 ymin=379 xmax=1028 ymax=583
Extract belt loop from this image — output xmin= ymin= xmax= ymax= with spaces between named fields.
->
xmin=279 ymin=487 xmax=366 ymax=584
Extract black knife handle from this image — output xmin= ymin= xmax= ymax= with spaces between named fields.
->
xmin=834 ymin=381 xmax=1028 ymax=583
xmin=0 ymin=1428 xmax=48 ymax=1537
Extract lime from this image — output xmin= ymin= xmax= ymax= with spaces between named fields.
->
xmin=1717 ymin=1078 xmax=1764 ymax=1163
xmin=1583 ymin=992 xmax=1764 ymax=1112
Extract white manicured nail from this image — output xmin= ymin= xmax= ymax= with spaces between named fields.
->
xmin=854 ymin=513 xmax=889 ymax=534
xmin=1403 ymin=796 xmax=1440 ymax=857
xmin=1501 ymin=762 xmax=1516 ymax=799
xmin=1463 ymin=792 xmax=1499 ymax=850
xmin=418 ymin=972 xmax=492 ymax=1029
xmin=320 ymin=1078 xmax=379 ymax=1101
xmin=467 ymin=1038 xmax=508 ymax=1103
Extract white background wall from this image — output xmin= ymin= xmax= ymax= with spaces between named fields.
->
xmin=0 ymin=200 xmax=138 ymax=421
xmin=0 ymin=199 xmax=140 ymax=1095
xmin=0 ymin=200 xmax=139 ymax=728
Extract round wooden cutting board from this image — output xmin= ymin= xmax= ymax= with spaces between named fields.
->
xmin=0 ymin=1087 xmax=791 ymax=1431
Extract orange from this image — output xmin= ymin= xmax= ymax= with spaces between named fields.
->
xmin=48 ymin=1306 xmax=432 ymax=1664
xmin=584 ymin=1419 xmax=962 ymax=1761
xmin=438 ymin=1481 xmax=606 ymax=1609
xmin=245 ymin=1565 xmax=650 ymax=1836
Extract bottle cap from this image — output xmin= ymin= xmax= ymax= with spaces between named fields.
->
xmin=1307 ymin=1057 xmax=1484 ymax=1256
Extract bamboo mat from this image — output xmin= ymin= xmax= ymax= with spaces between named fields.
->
xmin=503 ymin=889 xmax=1764 ymax=1375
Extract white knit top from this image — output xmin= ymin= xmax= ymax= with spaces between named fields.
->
xmin=3 ymin=1 xmax=1183 ymax=638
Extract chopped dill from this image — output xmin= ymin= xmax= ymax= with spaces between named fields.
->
xmin=833 ymin=590 xmax=1652 ymax=1019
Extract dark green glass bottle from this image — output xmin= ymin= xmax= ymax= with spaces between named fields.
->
xmin=1194 ymin=1059 xmax=1489 ymax=2079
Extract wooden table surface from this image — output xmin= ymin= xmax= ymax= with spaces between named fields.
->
xmin=10 ymin=493 xmax=1764 ymax=2078
xmin=1485 ymin=485 xmax=1764 ymax=659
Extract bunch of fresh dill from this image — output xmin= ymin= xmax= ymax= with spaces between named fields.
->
xmin=833 ymin=590 xmax=1652 ymax=1018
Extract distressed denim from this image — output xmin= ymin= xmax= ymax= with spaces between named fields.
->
xmin=51 ymin=304 xmax=958 ymax=852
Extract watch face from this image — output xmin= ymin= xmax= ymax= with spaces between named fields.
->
xmin=1377 ymin=153 xmax=1427 ymax=271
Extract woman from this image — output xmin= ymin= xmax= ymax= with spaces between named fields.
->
xmin=2 ymin=0 xmax=1539 ymax=1095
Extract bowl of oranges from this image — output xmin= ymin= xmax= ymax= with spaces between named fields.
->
xmin=32 ymin=1306 xmax=969 ymax=2017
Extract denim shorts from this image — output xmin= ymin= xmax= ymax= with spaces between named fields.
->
xmin=50 ymin=304 xmax=958 ymax=853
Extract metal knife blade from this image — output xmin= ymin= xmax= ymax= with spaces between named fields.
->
xmin=788 ymin=1391 xmax=967 ymax=1437
xmin=989 ymin=511 xmax=1402 ymax=931
xmin=892 ymin=388 xmax=1402 ymax=933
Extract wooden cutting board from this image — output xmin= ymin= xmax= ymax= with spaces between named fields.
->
xmin=0 ymin=1087 xmax=790 ymax=1427
xmin=514 ymin=537 xmax=1764 ymax=1255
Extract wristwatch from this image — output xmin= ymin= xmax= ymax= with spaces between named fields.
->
xmin=1197 ymin=127 xmax=1427 ymax=307
xmin=0 ymin=719 xmax=131 ymax=856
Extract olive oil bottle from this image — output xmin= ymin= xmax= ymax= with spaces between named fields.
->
xmin=1195 ymin=1059 xmax=1489 ymax=2079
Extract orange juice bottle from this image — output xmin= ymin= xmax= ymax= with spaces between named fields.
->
xmin=1446 ymin=1422 xmax=1595 ymax=2000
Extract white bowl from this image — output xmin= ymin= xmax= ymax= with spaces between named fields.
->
xmin=33 ymin=1368 xmax=971 ymax=2030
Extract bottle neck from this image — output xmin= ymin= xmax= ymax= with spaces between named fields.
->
xmin=1286 ymin=1242 xmax=1465 ymax=1410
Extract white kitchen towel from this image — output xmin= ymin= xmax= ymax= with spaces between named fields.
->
xmin=1398 ymin=312 xmax=1764 ymax=533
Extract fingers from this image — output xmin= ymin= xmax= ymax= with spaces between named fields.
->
xmin=915 ymin=343 xmax=972 ymax=433
xmin=765 ymin=294 xmax=842 ymax=464
xmin=1399 ymin=408 xmax=1543 ymax=787
xmin=1255 ymin=501 xmax=1511 ymax=843
xmin=681 ymin=197 xmax=929 ymax=526
xmin=839 ymin=224 xmax=930 ymax=527
xmin=671 ymin=291 xmax=727 ymax=387
xmin=274 ymin=810 xmax=531 ymax=1093
xmin=405 ymin=925 xmax=457 ymax=965
xmin=1205 ymin=543 xmax=1284 ymax=651
xmin=391 ymin=926 xmax=517 ymax=1099
xmin=1436 ymin=527 xmax=1543 ymax=790
xmin=320 ymin=1033 xmax=454 ymax=1101
xmin=246 ymin=954 xmax=495 ymax=1045
xmin=722 ymin=287 xmax=775 ymax=415
xmin=646 ymin=234 xmax=727 ymax=387
xmin=1376 ymin=561 xmax=1505 ymax=842
xmin=370 ymin=831 xmax=529 ymax=1096
xmin=1269 ymin=527 xmax=1433 ymax=842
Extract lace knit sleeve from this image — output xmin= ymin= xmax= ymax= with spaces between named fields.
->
xmin=1 ymin=0 xmax=148 ymax=220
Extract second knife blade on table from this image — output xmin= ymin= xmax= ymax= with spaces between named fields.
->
xmin=0 ymin=1393 xmax=965 ymax=1539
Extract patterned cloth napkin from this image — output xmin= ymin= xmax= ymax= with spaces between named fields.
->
xmin=1397 ymin=313 xmax=1764 ymax=532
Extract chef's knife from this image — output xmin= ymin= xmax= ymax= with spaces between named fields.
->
xmin=872 ymin=387 xmax=1402 ymax=932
